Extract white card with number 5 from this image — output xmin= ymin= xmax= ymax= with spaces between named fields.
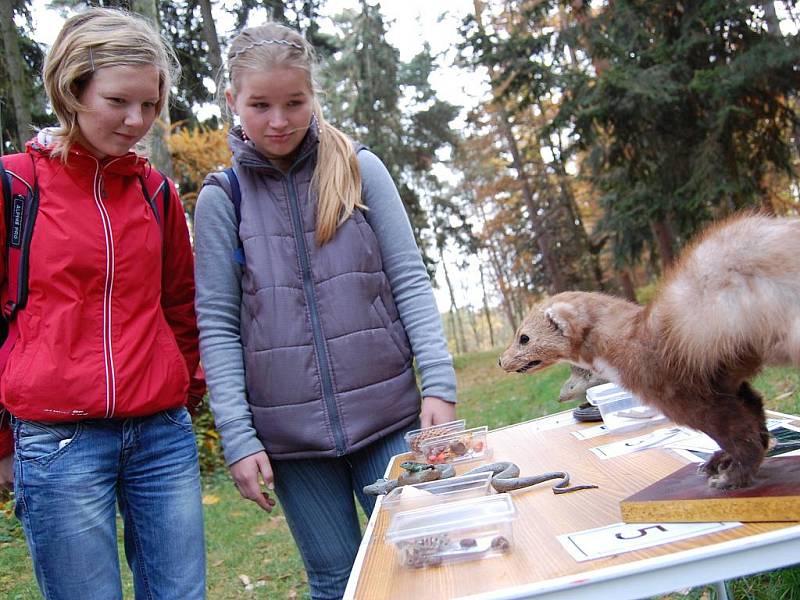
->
xmin=558 ymin=521 xmax=741 ymax=562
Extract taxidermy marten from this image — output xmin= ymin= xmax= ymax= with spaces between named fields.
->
xmin=558 ymin=365 xmax=608 ymax=403
xmin=499 ymin=214 xmax=800 ymax=489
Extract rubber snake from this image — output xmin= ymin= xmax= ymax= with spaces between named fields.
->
xmin=462 ymin=462 xmax=599 ymax=494
xmin=363 ymin=461 xmax=598 ymax=496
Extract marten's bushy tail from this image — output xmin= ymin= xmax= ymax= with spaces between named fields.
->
xmin=651 ymin=214 xmax=800 ymax=379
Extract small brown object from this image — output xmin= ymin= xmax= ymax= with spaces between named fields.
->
xmin=490 ymin=535 xmax=510 ymax=552
xmin=425 ymin=555 xmax=443 ymax=567
xmin=459 ymin=537 xmax=477 ymax=548
xmin=449 ymin=440 xmax=468 ymax=456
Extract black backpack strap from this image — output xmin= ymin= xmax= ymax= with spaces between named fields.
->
xmin=0 ymin=153 xmax=38 ymax=375
xmin=138 ymin=169 xmax=172 ymax=264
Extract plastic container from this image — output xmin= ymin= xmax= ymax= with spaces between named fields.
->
xmin=417 ymin=425 xmax=489 ymax=465
xmin=385 ymin=493 xmax=517 ymax=568
xmin=404 ymin=419 xmax=466 ymax=459
xmin=586 ymin=383 xmax=664 ymax=431
xmin=382 ymin=471 xmax=494 ymax=515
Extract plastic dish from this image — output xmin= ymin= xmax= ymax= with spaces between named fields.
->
xmin=385 ymin=493 xmax=517 ymax=568
xmin=404 ymin=420 xmax=466 ymax=459
xmin=586 ymin=383 xmax=664 ymax=431
xmin=417 ymin=425 xmax=489 ymax=465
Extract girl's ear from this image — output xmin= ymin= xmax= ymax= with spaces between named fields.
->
xmin=225 ymin=89 xmax=237 ymax=115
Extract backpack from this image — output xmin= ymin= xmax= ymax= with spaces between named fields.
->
xmin=203 ymin=167 xmax=245 ymax=265
xmin=0 ymin=153 xmax=171 ymax=373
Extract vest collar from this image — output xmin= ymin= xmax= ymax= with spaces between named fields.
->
xmin=229 ymin=117 xmax=320 ymax=175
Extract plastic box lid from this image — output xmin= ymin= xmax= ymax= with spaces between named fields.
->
xmin=382 ymin=471 xmax=494 ymax=513
xmin=586 ymin=382 xmax=631 ymax=406
xmin=385 ymin=493 xmax=516 ymax=544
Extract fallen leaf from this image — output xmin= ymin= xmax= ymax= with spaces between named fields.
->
xmin=238 ymin=574 xmax=251 ymax=587
xmin=202 ymin=494 xmax=220 ymax=505
xmin=212 ymin=560 xmax=224 ymax=567
xmin=287 ymin=590 xmax=297 ymax=599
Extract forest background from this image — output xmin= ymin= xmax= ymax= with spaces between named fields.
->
xmin=2 ymin=0 xmax=800 ymax=355
xmin=2 ymin=1 xmax=800 ymax=597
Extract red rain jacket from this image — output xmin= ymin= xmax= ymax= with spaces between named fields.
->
xmin=0 ymin=139 xmax=204 ymax=458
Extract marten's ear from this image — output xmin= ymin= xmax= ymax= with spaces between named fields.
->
xmin=545 ymin=303 xmax=576 ymax=338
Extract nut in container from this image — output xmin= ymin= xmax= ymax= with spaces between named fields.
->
xmin=385 ymin=493 xmax=517 ymax=568
xmin=417 ymin=425 xmax=489 ymax=465
xmin=404 ymin=419 xmax=466 ymax=460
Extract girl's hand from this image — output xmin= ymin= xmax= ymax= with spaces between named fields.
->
xmin=229 ymin=451 xmax=276 ymax=512
xmin=420 ymin=396 xmax=456 ymax=428
xmin=0 ymin=454 xmax=13 ymax=491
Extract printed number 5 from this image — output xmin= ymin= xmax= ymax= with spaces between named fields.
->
xmin=615 ymin=525 xmax=667 ymax=540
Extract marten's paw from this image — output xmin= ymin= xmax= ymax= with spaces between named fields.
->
xmin=697 ymin=450 xmax=731 ymax=477
xmin=704 ymin=455 xmax=755 ymax=489
xmin=708 ymin=465 xmax=753 ymax=489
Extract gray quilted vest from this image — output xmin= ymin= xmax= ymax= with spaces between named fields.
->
xmin=223 ymin=126 xmax=420 ymax=459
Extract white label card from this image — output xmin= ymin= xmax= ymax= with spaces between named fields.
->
xmin=590 ymin=427 xmax=695 ymax=459
xmin=558 ymin=521 xmax=741 ymax=562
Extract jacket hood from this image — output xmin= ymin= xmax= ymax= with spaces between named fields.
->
xmin=228 ymin=118 xmax=319 ymax=175
xmin=26 ymin=128 xmax=150 ymax=178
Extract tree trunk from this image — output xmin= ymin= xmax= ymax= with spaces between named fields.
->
xmin=440 ymin=248 xmax=467 ymax=354
xmin=198 ymin=0 xmax=223 ymax=83
xmin=132 ymin=0 xmax=174 ymax=176
xmin=617 ymin=269 xmax=637 ymax=302
xmin=651 ymin=219 xmax=675 ymax=269
xmin=495 ymin=109 xmax=566 ymax=294
xmin=478 ymin=262 xmax=495 ymax=348
xmin=0 ymin=0 xmax=33 ymax=150
xmin=472 ymin=0 xmax=566 ymax=294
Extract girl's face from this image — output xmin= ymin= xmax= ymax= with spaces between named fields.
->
xmin=76 ymin=64 xmax=160 ymax=160
xmin=227 ymin=67 xmax=314 ymax=169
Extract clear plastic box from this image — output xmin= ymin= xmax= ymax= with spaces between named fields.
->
xmin=385 ymin=493 xmax=517 ymax=568
xmin=382 ymin=471 xmax=494 ymax=515
xmin=417 ymin=425 xmax=489 ymax=465
xmin=586 ymin=383 xmax=664 ymax=431
xmin=404 ymin=419 xmax=466 ymax=459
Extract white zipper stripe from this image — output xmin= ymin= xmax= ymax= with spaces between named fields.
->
xmin=92 ymin=161 xmax=112 ymax=418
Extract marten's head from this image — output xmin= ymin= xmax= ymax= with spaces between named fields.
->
xmin=498 ymin=294 xmax=587 ymax=374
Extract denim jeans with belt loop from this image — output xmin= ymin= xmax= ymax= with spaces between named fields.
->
xmin=12 ymin=408 xmax=206 ymax=600
xmin=271 ymin=422 xmax=416 ymax=600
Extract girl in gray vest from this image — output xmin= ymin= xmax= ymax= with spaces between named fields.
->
xmin=194 ymin=22 xmax=457 ymax=600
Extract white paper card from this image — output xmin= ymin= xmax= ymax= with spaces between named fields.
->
xmin=590 ymin=427 xmax=695 ymax=459
xmin=558 ymin=521 xmax=741 ymax=562
xmin=572 ymin=423 xmax=610 ymax=440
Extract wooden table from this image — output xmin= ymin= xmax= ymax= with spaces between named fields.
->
xmin=343 ymin=410 xmax=800 ymax=600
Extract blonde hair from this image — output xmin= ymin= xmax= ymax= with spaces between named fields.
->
xmin=43 ymin=7 xmax=179 ymax=159
xmin=226 ymin=23 xmax=364 ymax=245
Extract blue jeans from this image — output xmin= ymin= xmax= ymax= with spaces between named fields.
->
xmin=12 ymin=408 xmax=206 ymax=600
xmin=271 ymin=424 xmax=414 ymax=600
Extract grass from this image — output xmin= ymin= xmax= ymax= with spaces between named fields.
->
xmin=2 ymin=351 xmax=799 ymax=599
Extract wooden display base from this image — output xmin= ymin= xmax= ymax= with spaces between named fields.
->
xmin=620 ymin=456 xmax=800 ymax=523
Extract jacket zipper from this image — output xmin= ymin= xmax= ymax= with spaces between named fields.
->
xmin=284 ymin=159 xmax=347 ymax=455
xmin=92 ymin=157 xmax=124 ymax=418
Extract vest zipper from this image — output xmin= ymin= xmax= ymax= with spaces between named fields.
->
xmin=284 ymin=170 xmax=347 ymax=455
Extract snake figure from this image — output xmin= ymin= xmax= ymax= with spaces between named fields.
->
xmin=461 ymin=462 xmax=598 ymax=494
xmin=363 ymin=460 xmax=597 ymax=496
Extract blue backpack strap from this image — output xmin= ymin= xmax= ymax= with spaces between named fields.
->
xmin=202 ymin=168 xmax=244 ymax=266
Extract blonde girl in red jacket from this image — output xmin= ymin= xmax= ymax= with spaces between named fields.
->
xmin=0 ymin=8 xmax=205 ymax=599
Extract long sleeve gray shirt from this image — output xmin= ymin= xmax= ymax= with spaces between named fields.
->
xmin=194 ymin=150 xmax=457 ymax=466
